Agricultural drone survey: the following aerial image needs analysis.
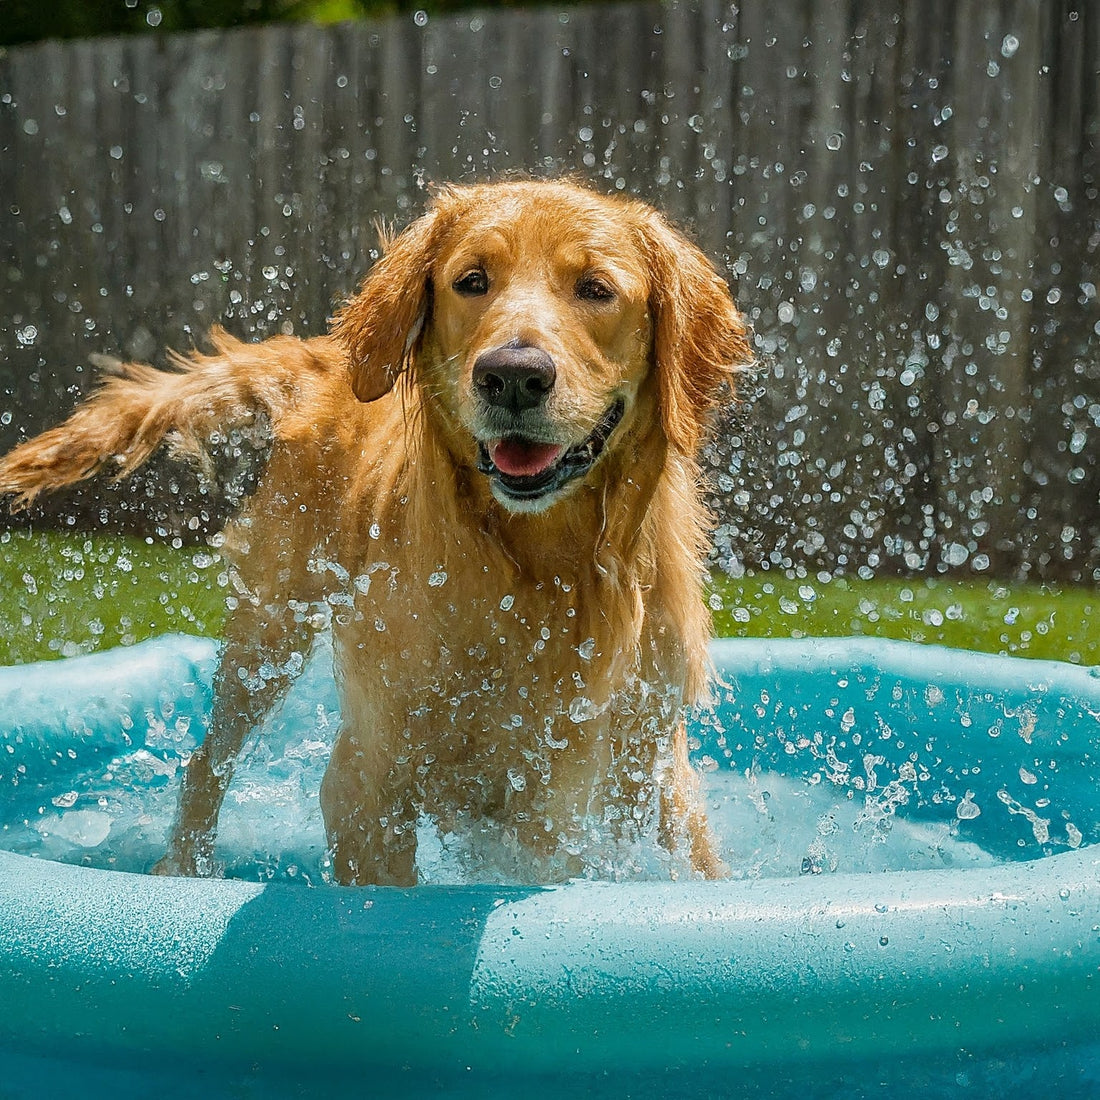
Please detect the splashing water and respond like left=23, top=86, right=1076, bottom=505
left=0, top=636, right=1034, bottom=886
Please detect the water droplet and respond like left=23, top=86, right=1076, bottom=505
left=943, top=542, right=969, bottom=567
left=1001, top=34, right=1019, bottom=58
left=569, top=696, right=602, bottom=724
left=825, top=132, right=844, bottom=151
left=507, top=767, right=527, bottom=792
left=924, top=684, right=945, bottom=707
left=428, top=570, right=447, bottom=588
left=499, top=594, right=515, bottom=611
left=413, top=8, right=428, bottom=26
left=956, top=792, right=981, bottom=820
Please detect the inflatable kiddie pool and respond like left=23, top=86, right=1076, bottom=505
left=0, top=634, right=1097, bottom=1098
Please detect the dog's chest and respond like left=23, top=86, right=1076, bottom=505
left=332, top=560, right=670, bottom=768
left=341, top=566, right=595, bottom=707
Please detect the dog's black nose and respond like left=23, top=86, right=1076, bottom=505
left=473, top=344, right=556, bottom=414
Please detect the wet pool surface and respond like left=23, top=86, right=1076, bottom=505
left=0, top=634, right=1098, bottom=1100
left=4, top=635, right=1095, bottom=883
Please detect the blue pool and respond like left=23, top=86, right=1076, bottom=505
left=0, top=635, right=1097, bottom=1098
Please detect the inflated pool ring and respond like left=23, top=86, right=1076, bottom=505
left=0, top=635, right=1097, bottom=1097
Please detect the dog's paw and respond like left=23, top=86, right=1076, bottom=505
left=150, top=843, right=219, bottom=878
left=150, top=851, right=197, bottom=877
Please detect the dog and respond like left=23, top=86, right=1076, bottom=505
left=0, top=179, right=752, bottom=885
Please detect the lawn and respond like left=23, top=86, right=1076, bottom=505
left=0, top=530, right=1095, bottom=667
left=0, top=530, right=226, bottom=665
left=708, top=571, right=1100, bottom=666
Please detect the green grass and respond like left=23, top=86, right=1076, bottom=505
left=0, top=530, right=227, bottom=665
left=0, top=530, right=1096, bottom=667
left=709, top=572, right=1100, bottom=666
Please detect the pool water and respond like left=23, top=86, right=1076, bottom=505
left=1, top=633, right=1097, bottom=1100
left=3, top=634, right=1083, bottom=882
left=0, top=748, right=1003, bottom=885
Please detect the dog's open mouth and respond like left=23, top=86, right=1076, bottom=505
left=476, top=399, right=626, bottom=503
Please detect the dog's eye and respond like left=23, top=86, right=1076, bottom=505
left=575, top=275, right=616, bottom=303
left=453, top=268, right=489, bottom=296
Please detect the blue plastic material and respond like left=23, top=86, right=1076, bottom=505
left=0, top=635, right=1098, bottom=1099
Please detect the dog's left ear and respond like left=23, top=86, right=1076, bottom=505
left=333, top=208, right=441, bottom=402
left=640, top=214, right=753, bottom=453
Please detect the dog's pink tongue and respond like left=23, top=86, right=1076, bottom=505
left=491, top=439, right=564, bottom=478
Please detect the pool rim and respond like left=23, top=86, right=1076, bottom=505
left=0, top=633, right=1097, bottom=1077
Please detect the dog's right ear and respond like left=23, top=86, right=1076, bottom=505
left=333, top=208, right=440, bottom=403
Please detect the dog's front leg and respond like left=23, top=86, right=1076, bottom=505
left=658, top=722, right=728, bottom=880
left=152, top=600, right=316, bottom=877
left=320, top=726, right=419, bottom=886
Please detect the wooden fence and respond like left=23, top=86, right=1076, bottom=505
left=1, top=0, right=1098, bottom=580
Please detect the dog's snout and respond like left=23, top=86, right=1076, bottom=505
left=473, top=344, right=556, bottom=413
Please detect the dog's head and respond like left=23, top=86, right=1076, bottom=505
left=335, top=180, right=751, bottom=512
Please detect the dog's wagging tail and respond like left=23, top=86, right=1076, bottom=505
left=0, top=179, right=752, bottom=885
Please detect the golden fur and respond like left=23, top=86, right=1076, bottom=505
left=0, top=180, right=751, bottom=885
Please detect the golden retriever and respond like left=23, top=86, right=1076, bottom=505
left=0, top=179, right=751, bottom=885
